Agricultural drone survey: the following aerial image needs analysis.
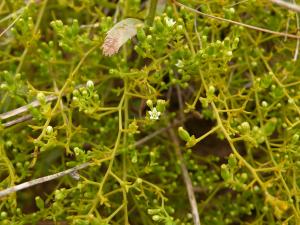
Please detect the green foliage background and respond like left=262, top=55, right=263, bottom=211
left=1, top=0, right=300, bottom=224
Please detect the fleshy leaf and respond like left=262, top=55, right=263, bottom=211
left=102, top=18, right=144, bottom=57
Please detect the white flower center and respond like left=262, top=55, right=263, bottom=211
left=165, top=17, right=176, bottom=27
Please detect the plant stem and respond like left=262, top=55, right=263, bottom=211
left=168, top=128, right=201, bottom=225
left=147, top=0, right=158, bottom=25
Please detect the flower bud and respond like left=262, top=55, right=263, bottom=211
left=292, top=134, right=299, bottom=144
left=228, top=154, right=237, bottom=167
left=148, top=208, right=161, bottom=215
left=146, top=99, right=153, bottom=108
left=55, top=189, right=65, bottom=200
left=81, top=89, right=88, bottom=97
left=136, top=25, right=146, bottom=41
left=146, top=35, right=153, bottom=42
left=0, top=83, right=8, bottom=90
left=208, top=85, right=215, bottom=96
left=233, top=37, right=239, bottom=48
left=200, top=97, right=209, bottom=108
left=0, top=211, right=7, bottom=219
left=261, top=101, right=268, bottom=107
left=240, top=121, right=250, bottom=133
left=221, top=164, right=231, bottom=181
left=178, top=127, right=191, bottom=142
left=86, top=80, right=94, bottom=90
left=176, top=25, right=183, bottom=32
left=154, top=16, right=164, bottom=32
left=37, top=92, right=46, bottom=104
left=74, top=147, right=82, bottom=156
left=152, top=215, right=161, bottom=221
left=72, top=89, right=79, bottom=96
left=136, top=178, right=143, bottom=184
left=226, top=51, right=233, bottom=56
left=134, top=45, right=146, bottom=57
left=35, top=196, right=44, bottom=210
left=46, top=126, right=53, bottom=135
left=156, top=99, right=166, bottom=112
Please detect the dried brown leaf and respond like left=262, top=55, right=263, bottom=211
left=102, top=18, right=143, bottom=57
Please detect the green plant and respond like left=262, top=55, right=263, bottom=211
left=1, top=0, right=300, bottom=224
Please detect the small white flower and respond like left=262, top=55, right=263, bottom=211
left=164, top=17, right=176, bottom=27
left=175, top=60, right=184, bottom=68
left=148, top=107, right=161, bottom=120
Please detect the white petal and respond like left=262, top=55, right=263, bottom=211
left=165, top=17, right=176, bottom=27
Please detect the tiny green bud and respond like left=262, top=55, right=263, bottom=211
left=131, top=152, right=138, bottom=163
left=136, top=178, right=143, bottom=184
left=74, top=147, right=81, bottom=156
left=37, top=92, right=46, bottom=103
left=228, top=154, right=237, bottom=167
left=72, top=96, right=79, bottom=103
left=152, top=215, right=161, bottom=221
left=146, top=35, right=153, bottom=42
left=221, top=164, right=231, bottom=181
left=178, top=127, right=191, bottom=142
left=16, top=208, right=21, bottom=215
left=55, top=189, right=65, bottom=200
left=208, top=85, right=215, bottom=96
left=240, top=121, right=250, bottom=133
left=0, top=83, right=8, bottom=90
left=109, top=69, right=115, bottom=74
left=240, top=173, right=248, bottom=181
left=46, top=126, right=53, bottom=134
left=137, top=25, right=146, bottom=41
left=288, top=98, right=294, bottom=104
left=251, top=61, right=257, bottom=67
left=35, top=196, right=44, bottom=210
left=0, top=211, right=7, bottom=219
left=292, top=134, right=299, bottom=143
left=5, top=141, right=12, bottom=147
left=156, top=99, right=166, bottom=112
left=229, top=7, right=235, bottom=13
left=226, top=51, right=233, bottom=56
left=200, top=97, right=209, bottom=108
left=176, top=25, right=183, bottom=32
left=93, top=93, right=99, bottom=100
left=154, top=16, right=164, bottom=31
left=261, top=101, right=268, bottom=107
left=81, top=89, right=88, bottom=97
left=15, top=73, right=21, bottom=79
left=148, top=208, right=161, bottom=215
left=72, top=89, right=79, bottom=96
left=146, top=99, right=153, bottom=108
left=233, top=37, right=239, bottom=48
left=86, top=80, right=94, bottom=89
